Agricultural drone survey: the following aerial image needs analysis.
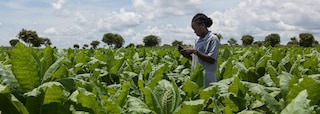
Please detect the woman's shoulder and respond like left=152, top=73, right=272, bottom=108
left=208, top=32, right=219, bottom=42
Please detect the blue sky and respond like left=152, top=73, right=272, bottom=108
left=1, top=0, right=320, bottom=48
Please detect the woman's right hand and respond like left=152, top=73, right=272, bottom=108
left=179, top=49, right=192, bottom=60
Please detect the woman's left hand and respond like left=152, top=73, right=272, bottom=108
left=182, top=48, right=196, bottom=54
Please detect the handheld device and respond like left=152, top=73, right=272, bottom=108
left=177, top=45, right=183, bottom=51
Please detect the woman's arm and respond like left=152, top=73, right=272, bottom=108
left=194, top=50, right=214, bottom=64
left=183, top=48, right=215, bottom=64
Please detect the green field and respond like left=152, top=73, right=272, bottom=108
left=1, top=43, right=320, bottom=114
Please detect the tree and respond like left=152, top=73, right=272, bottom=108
left=265, top=33, right=280, bottom=47
left=73, top=44, right=80, bottom=49
left=213, top=33, right=223, bottom=40
left=143, top=35, right=161, bottom=47
left=136, top=44, right=144, bottom=48
left=163, top=44, right=171, bottom=47
left=253, top=41, right=264, bottom=47
left=171, top=40, right=183, bottom=46
left=90, top=40, right=100, bottom=49
left=299, top=33, right=314, bottom=47
left=102, top=33, right=125, bottom=48
left=9, top=39, right=20, bottom=47
left=241, top=35, right=254, bottom=46
left=227, top=38, right=238, bottom=46
left=125, top=43, right=135, bottom=48
left=42, top=38, right=52, bottom=46
left=17, top=29, right=52, bottom=47
left=83, top=44, right=89, bottom=49
left=313, top=40, right=319, bottom=46
left=17, top=29, right=38, bottom=45
left=32, top=37, right=43, bottom=47
left=287, top=37, right=299, bottom=46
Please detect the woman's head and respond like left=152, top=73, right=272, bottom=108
left=191, top=13, right=213, bottom=37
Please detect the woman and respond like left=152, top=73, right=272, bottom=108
left=180, top=13, right=220, bottom=87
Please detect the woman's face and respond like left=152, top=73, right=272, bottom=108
left=191, top=22, right=205, bottom=37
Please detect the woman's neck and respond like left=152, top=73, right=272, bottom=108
left=200, top=30, right=209, bottom=38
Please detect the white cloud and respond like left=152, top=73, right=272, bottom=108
left=121, top=29, right=135, bottom=36
left=52, top=0, right=65, bottom=10
left=132, top=0, right=202, bottom=20
left=44, top=27, right=58, bottom=35
left=131, top=24, right=195, bottom=45
left=209, top=0, right=320, bottom=44
left=1, top=0, right=319, bottom=48
left=97, top=8, right=142, bottom=32
left=74, top=12, right=86, bottom=25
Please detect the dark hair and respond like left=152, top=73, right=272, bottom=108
left=192, top=13, right=213, bottom=27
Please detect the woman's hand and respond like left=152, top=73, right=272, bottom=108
left=179, top=48, right=195, bottom=60
left=182, top=48, right=196, bottom=54
left=181, top=48, right=215, bottom=64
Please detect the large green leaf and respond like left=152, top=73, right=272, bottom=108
left=220, top=48, right=232, bottom=61
left=144, top=61, right=152, bottom=78
left=75, top=50, right=88, bottom=64
left=152, top=80, right=177, bottom=114
left=182, top=80, right=199, bottom=99
left=289, top=56, right=302, bottom=77
left=69, top=87, right=104, bottom=113
left=266, top=62, right=279, bottom=86
left=176, top=99, right=204, bottom=114
left=55, top=78, right=75, bottom=92
left=229, top=77, right=245, bottom=96
left=308, top=74, right=320, bottom=82
left=41, top=57, right=64, bottom=83
left=238, top=110, right=264, bottom=114
left=223, top=106, right=233, bottom=114
left=286, top=76, right=320, bottom=105
left=24, top=82, right=70, bottom=114
left=0, top=84, right=29, bottom=114
left=109, top=57, right=125, bottom=75
left=171, top=80, right=182, bottom=112
left=223, top=95, right=239, bottom=112
left=219, top=59, right=234, bottom=79
left=103, top=100, right=122, bottom=114
left=0, top=63, right=20, bottom=91
left=10, top=43, right=39, bottom=92
left=278, top=53, right=291, bottom=72
left=279, top=72, right=294, bottom=100
left=227, top=77, right=246, bottom=112
left=94, top=49, right=107, bottom=63
left=244, top=82, right=282, bottom=113
left=303, top=56, right=319, bottom=74
left=126, top=96, right=156, bottom=114
left=256, top=55, right=270, bottom=76
left=147, top=64, right=166, bottom=89
left=142, top=87, right=162, bottom=114
left=281, top=90, right=314, bottom=114
left=40, top=46, right=55, bottom=81
left=190, top=64, right=204, bottom=88
left=271, top=48, right=282, bottom=63
left=234, top=61, right=260, bottom=82
left=199, top=86, right=217, bottom=100
left=114, top=81, right=130, bottom=107
left=73, top=50, right=88, bottom=74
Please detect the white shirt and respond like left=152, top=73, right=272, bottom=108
left=192, top=31, right=220, bottom=85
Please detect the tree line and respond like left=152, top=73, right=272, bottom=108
left=229, top=33, right=319, bottom=47
left=9, top=29, right=319, bottom=48
left=9, top=29, right=52, bottom=47
left=9, top=29, right=163, bottom=49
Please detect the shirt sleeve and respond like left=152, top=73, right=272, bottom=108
left=206, top=37, right=219, bottom=60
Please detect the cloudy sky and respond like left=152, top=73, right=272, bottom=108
left=1, top=0, right=319, bottom=48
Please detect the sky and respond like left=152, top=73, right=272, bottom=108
left=0, top=0, right=320, bottom=48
